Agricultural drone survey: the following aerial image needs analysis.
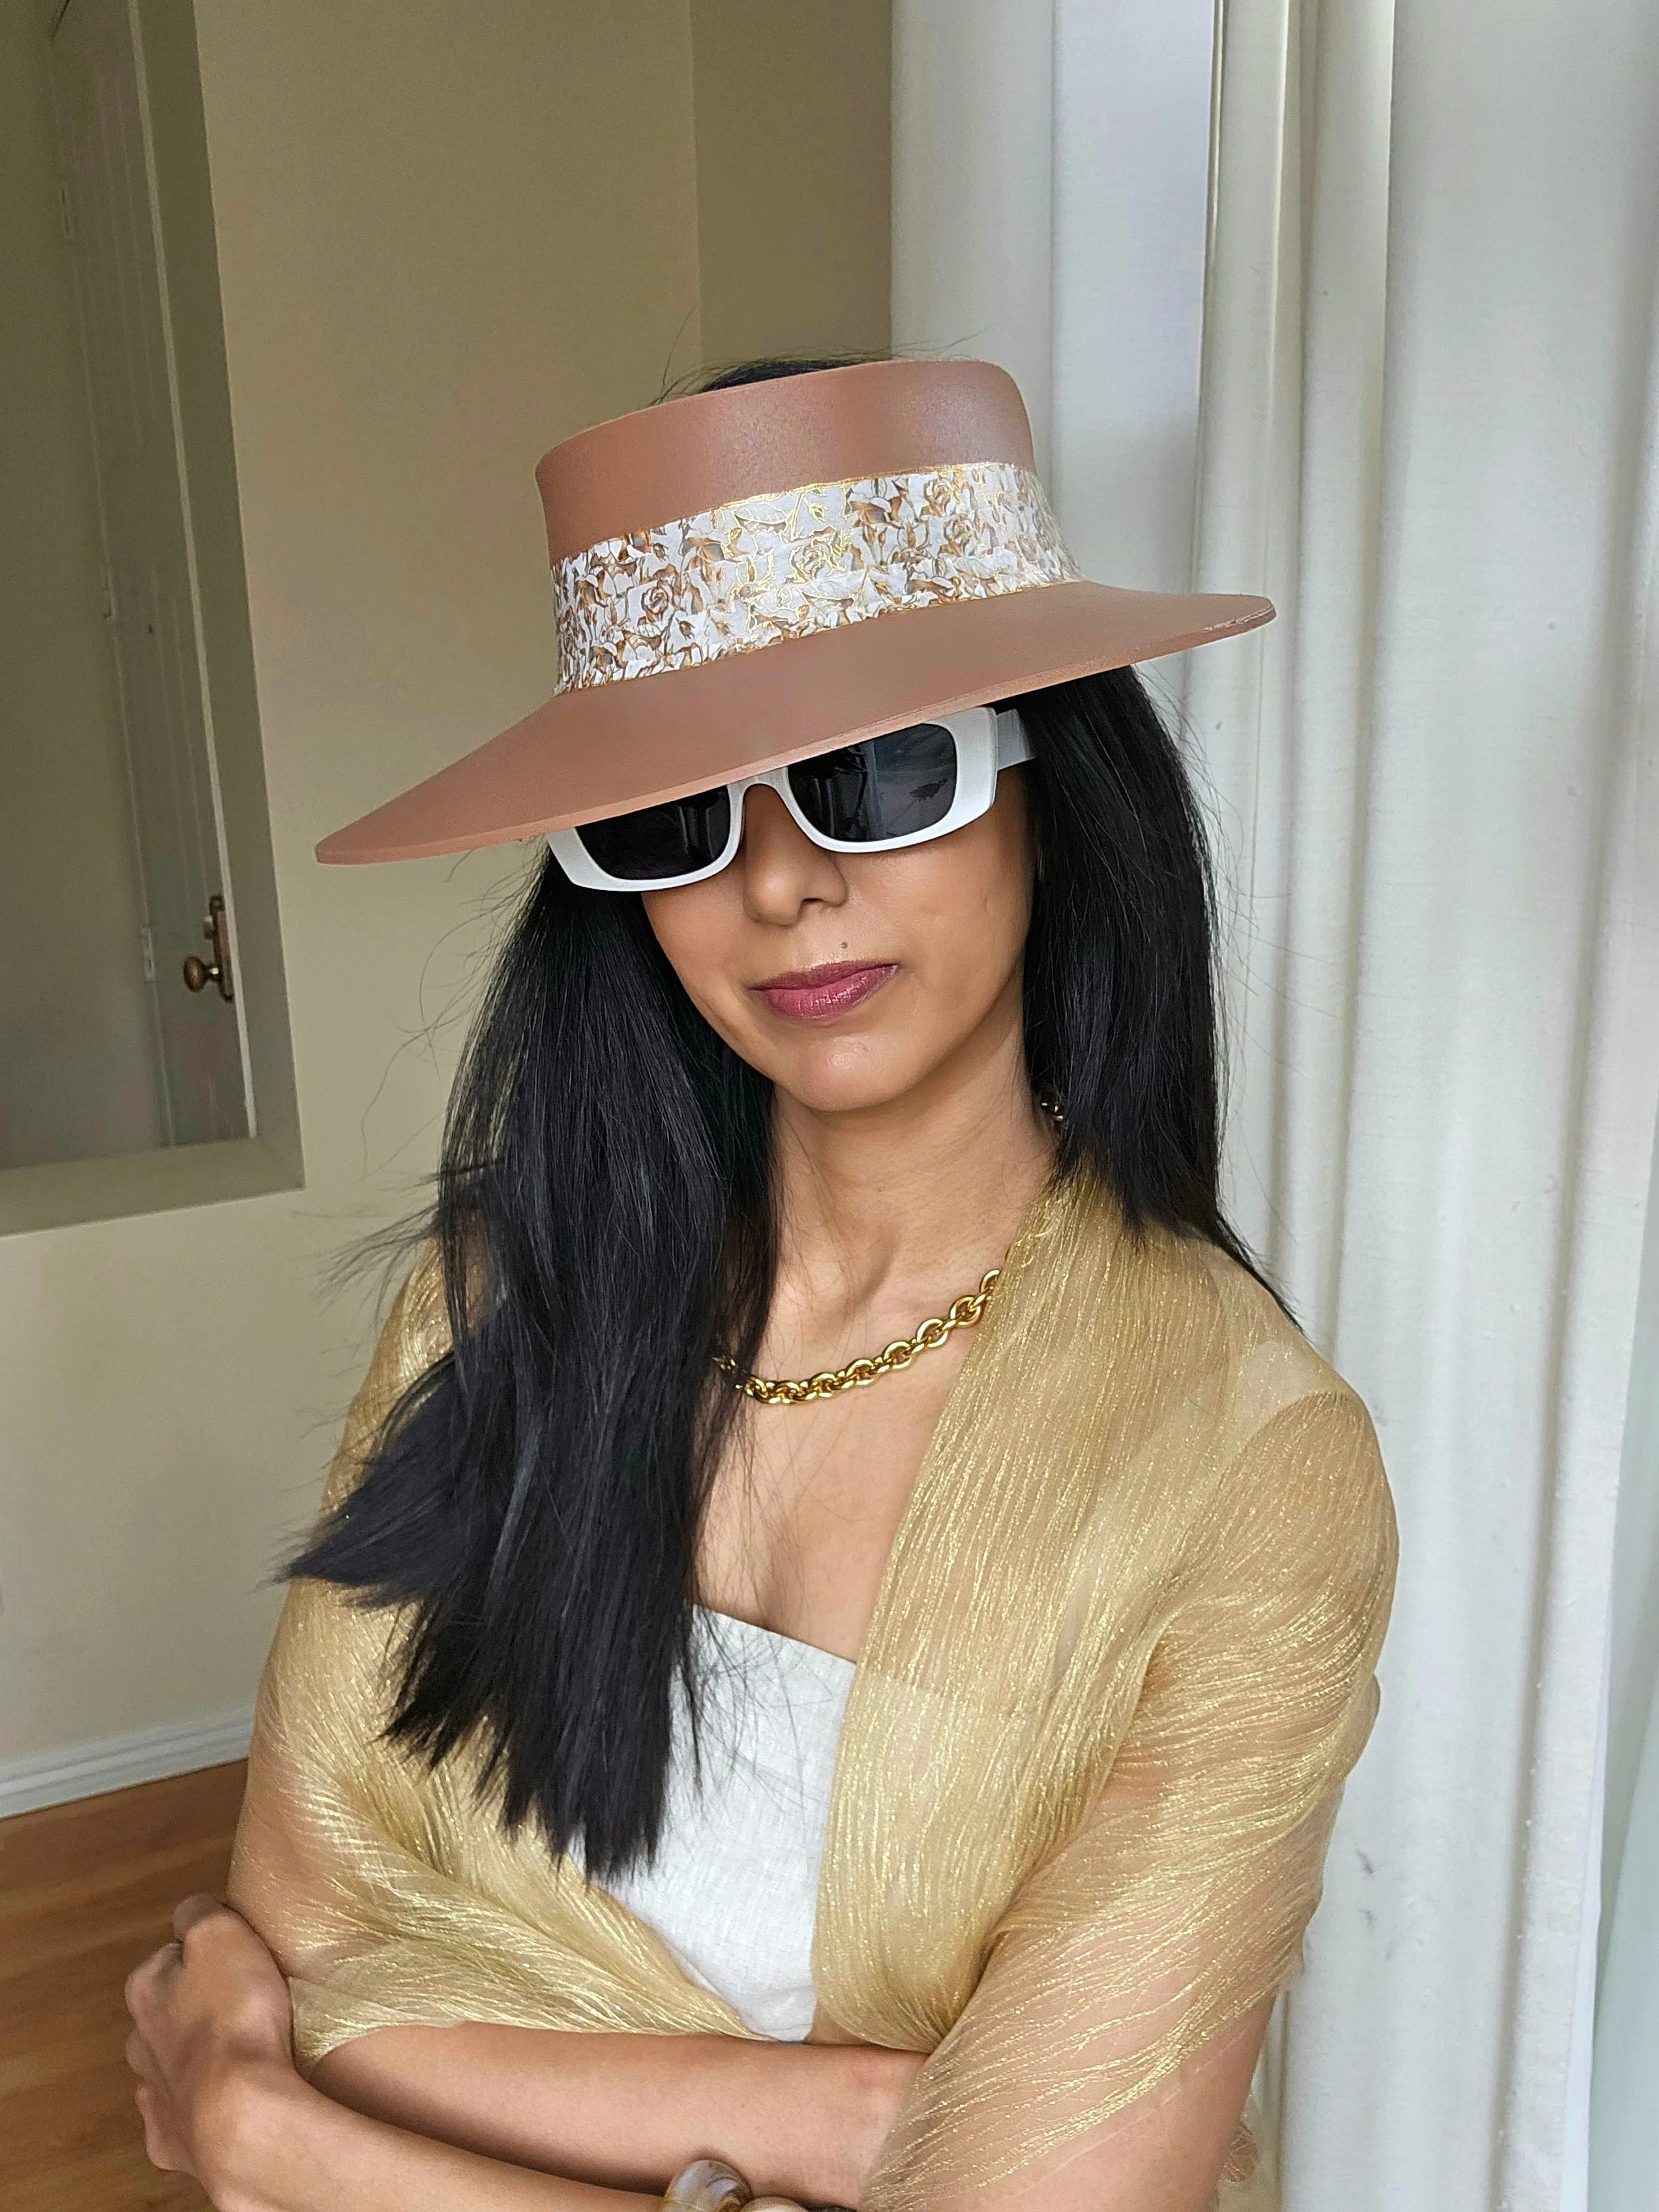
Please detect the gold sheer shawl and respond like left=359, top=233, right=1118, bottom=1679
left=235, top=1173, right=1396, bottom=2211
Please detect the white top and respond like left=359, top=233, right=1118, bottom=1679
left=596, top=1608, right=856, bottom=2040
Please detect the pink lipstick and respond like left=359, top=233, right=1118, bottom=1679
left=751, top=961, right=897, bottom=1023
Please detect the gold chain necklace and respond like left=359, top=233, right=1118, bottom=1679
left=714, top=1268, right=1002, bottom=1407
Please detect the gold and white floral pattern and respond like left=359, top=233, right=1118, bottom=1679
left=551, top=461, right=1082, bottom=691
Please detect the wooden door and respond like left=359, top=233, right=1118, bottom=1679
left=50, top=0, right=249, bottom=1148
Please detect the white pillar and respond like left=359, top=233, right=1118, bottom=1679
left=891, top=0, right=1056, bottom=473
left=891, top=0, right=1214, bottom=591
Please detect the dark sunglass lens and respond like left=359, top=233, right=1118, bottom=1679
left=787, top=723, right=958, bottom=843
left=576, top=786, right=733, bottom=881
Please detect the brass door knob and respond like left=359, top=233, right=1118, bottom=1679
left=181, top=893, right=235, bottom=1003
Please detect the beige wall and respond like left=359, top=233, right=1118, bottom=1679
left=0, top=5, right=165, bottom=1171
left=0, top=0, right=888, bottom=1767
left=690, top=0, right=891, bottom=367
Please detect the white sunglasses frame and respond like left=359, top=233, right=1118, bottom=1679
left=547, top=704, right=1032, bottom=893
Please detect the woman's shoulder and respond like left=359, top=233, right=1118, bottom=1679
left=357, top=1239, right=455, bottom=1420
left=318, top=1242, right=455, bottom=1514
left=385, top=1240, right=455, bottom=1374
left=1095, top=1205, right=1391, bottom=1548
left=1169, top=1233, right=1394, bottom=1587
left=1037, top=1174, right=1387, bottom=1508
left=1098, top=1193, right=1364, bottom=1416
left=1012, top=1177, right=1396, bottom=1655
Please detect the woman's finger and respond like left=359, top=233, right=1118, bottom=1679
left=124, top=1941, right=181, bottom=2024
left=134, top=2082, right=188, bottom=2174
left=172, top=1892, right=226, bottom=1943
left=125, top=2026, right=171, bottom=2097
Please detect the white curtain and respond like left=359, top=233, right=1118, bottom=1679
left=893, top=3, right=1659, bottom=2207
left=1592, top=1107, right=1659, bottom=2212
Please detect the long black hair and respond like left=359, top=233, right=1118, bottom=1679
left=291, top=362, right=1271, bottom=1877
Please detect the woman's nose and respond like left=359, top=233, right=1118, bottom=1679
left=738, top=785, right=849, bottom=923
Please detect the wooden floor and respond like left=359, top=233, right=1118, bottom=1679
left=0, top=1762, right=246, bottom=2212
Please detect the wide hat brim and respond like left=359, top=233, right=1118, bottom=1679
left=318, top=578, right=1270, bottom=865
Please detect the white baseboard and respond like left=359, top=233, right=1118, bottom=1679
left=0, top=1705, right=254, bottom=1819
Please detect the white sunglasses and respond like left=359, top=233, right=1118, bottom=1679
left=547, top=705, right=1031, bottom=892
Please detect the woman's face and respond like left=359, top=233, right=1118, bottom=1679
left=642, top=771, right=1035, bottom=1115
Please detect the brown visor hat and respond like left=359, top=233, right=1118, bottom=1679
left=317, top=359, right=1273, bottom=865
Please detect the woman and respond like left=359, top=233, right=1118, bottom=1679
left=125, top=358, right=1396, bottom=2212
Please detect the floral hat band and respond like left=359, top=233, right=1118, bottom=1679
left=552, top=462, right=1083, bottom=693
left=317, top=359, right=1274, bottom=865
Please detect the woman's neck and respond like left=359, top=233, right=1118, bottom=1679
left=768, top=991, right=1056, bottom=1328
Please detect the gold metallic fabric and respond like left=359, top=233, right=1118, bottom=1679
left=237, top=1173, right=1395, bottom=2211
left=552, top=462, right=1082, bottom=691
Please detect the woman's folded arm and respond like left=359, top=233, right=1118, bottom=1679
left=231, top=1728, right=917, bottom=2205
left=202, top=2057, right=666, bottom=2212
left=310, top=2024, right=916, bottom=2205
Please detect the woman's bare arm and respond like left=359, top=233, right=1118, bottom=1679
left=202, top=2065, right=665, bottom=2212
left=231, top=1746, right=916, bottom=2206
left=323, top=2003, right=1268, bottom=2212
left=131, top=1891, right=1270, bottom=2212
left=252, top=2001, right=1264, bottom=2212
left=229, top=1675, right=1264, bottom=2212
left=312, top=2027, right=911, bottom=2206
left=125, top=1896, right=659, bottom=2212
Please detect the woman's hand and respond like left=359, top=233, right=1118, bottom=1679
left=125, top=1892, right=299, bottom=2198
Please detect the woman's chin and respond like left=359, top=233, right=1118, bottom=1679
left=758, top=1036, right=943, bottom=1120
